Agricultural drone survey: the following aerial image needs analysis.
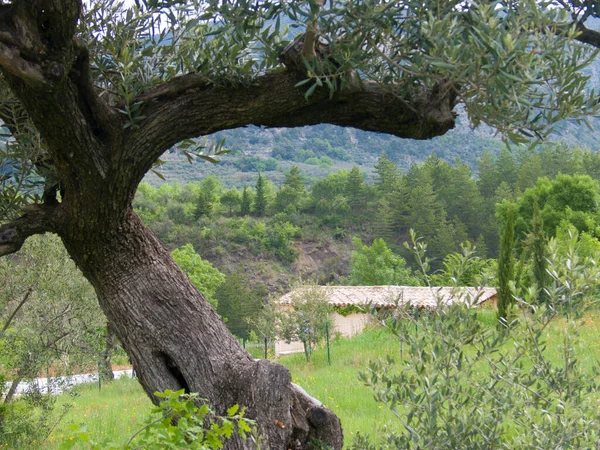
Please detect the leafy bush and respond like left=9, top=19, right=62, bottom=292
left=171, top=244, right=225, bottom=307
left=353, top=231, right=600, bottom=449
left=61, top=389, right=257, bottom=450
left=349, top=238, right=419, bottom=286
left=277, top=284, right=333, bottom=362
left=0, top=387, right=70, bottom=449
left=264, top=221, right=301, bottom=264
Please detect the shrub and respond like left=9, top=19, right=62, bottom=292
left=61, top=389, right=257, bottom=450
left=353, top=231, right=600, bottom=449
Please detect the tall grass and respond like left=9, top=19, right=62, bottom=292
left=38, top=309, right=600, bottom=449
left=44, top=377, right=151, bottom=449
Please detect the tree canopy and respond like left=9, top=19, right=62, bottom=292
left=0, top=0, right=599, bottom=221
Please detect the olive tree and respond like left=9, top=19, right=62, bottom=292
left=0, top=1, right=598, bottom=448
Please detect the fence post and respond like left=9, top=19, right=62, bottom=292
left=264, top=337, right=268, bottom=359
left=326, top=317, right=331, bottom=366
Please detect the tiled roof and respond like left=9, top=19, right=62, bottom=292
left=278, top=286, right=497, bottom=309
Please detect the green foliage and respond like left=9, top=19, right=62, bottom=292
left=240, top=185, right=252, bottom=216
left=349, top=238, right=419, bottom=286
left=429, top=241, right=495, bottom=287
left=170, top=244, right=225, bottom=308
left=60, top=389, right=257, bottom=450
left=356, top=303, right=600, bottom=449
left=274, top=166, right=306, bottom=212
left=373, top=152, right=399, bottom=198
left=220, top=188, right=242, bottom=215
left=333, top=304, right=364, bottom=317
left=355, top=233, right=600, bottom=448
left=497, top=202, right=516, bottom=323
left=264, top=221, right=301, bottom=264
left=345, top=166, right=365, bottom=211
left=215, top=272, right=268, bottom=339
left=254, top=174, right=268, bottom=217
left=0, top=389, right=70, bottom=449
left=278, top=284, right=333, bottom=362
left=194, top=191, right=214, bottom=219
left=0, top=234, right=105, bottom=381
left=528, top=199, right=549, bottom=304
left=0, top=234, right=105, bottom=448
left=135, top=144, right=600, bottom=301
left=515, top=174, right=600, bottom=241
left=544, top=226, right=600, bottom=311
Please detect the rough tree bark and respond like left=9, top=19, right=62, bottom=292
left=0, top=1, right=457, bottom=448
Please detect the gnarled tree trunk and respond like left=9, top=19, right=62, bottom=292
left=60, top=208, right=341, bottom=449
left=0, top=1, right=457, bottom=448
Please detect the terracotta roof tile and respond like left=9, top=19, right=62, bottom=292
left=278, top=286, right=497, bottom=309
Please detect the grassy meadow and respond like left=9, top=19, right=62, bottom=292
left=34, top=309, right=600, bottom=449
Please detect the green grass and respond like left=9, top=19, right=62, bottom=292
left=278, top=327, right=400, bottom=443
left=44, top=377, right=152, bottom=449
left=35, top=309, right=600, bottom=448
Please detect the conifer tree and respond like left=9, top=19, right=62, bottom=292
left=275, top=166, right=306, bottom=211
left=497, top=202, right=516, bottom=325
left=477, top=150, right=500, bottom=199
left=529, top=199, right=549, bottom=304
left=373, top=198, right=396, bottom=243
left=240, top=185, right=252, bottom=216
left=194, top=191, right=213, bottom=219
left=345, top=166, right=364, bottom=210
left=284, top=165, right=305, bottom=193
left=254, top=174, right=268, bottom=216
left=374, top=152, right=398, bottom=197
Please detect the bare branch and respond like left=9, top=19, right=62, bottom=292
left=1, top=284, right=35, bottom=334
left=0, top=204, right=56, bottom=257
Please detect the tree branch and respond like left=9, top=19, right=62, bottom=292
left=0, top=40, right=45, bottom=84
left=574, top=22, right=600, bottom=48
left=0, top=204, right=56, bottom=256
left=126, top=71, right=456, bottom=181
left=1, top=284, right=35, bottom=334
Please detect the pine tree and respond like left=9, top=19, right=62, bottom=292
left=497, top=202, right=516, bottom=325
left=275, top=166, right=306, bottom=212
left=345, top=166, right=364, bottom=210
left=374, top=152, right=398, bottom=197
left=240, top=185, right=252, bottom=216
left=373, top=198, right=396, bottom=243
left=495, top=148, right=518, bottom=189
left=284, top=165, right=305, bottom=193
left=194, top=191, right=213, bottom=219
left=254, top=174, right=267, bottom=216
left=477, top=150, right=499, bottom=199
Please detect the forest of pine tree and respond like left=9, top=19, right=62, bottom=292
left=135, top=144, right=600, bottom=293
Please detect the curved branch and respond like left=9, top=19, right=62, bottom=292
left=574, top=22, right=600, bottom=48
left=126, top=71, right=456, bottom=179
left=0, top=204, right=56, bottom=256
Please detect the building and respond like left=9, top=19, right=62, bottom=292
left=274, top=285, right=497, bottom=356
